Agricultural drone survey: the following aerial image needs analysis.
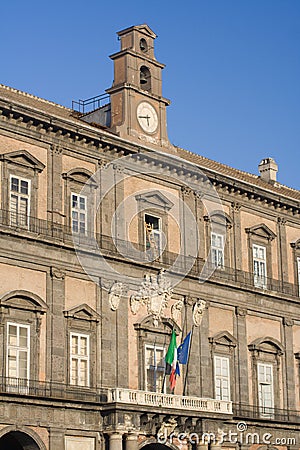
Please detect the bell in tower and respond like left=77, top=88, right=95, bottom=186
left=106, top=24, right=171, bottom=149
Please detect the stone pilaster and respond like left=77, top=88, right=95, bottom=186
left=181, top=186, right=198, bottom=259
left=235, top=306, right=249, bottom=405
left=283, top=317, right=296, bottom=410
left=49, top=427, right=64, bottom=449
left=48, top=144, right=63, bottom=224
left=199, top=301, right=212, bottom=398
left=231, top=202, right=242, bottom=270
left=277, top=217, right=288, bottom=283
left=49, top=267, right=66, bottom=382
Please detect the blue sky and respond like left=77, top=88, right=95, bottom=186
left=1, top=1, right=299, bottom=189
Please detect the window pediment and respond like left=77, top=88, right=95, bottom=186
left=64, top=303, right=100, bottom=322
left=245, top=223, right=276, bottom=241
left=134, top=315, right=181, bottom=334
left=0, top=290, right=47, bottom=313
left=209, top=331, right=237, bottom=348
left=0, top=150, right=45, bottom=173
left=248, top=337, right=284, bottom=355
left=62, top=168, right=97, bottom=187
left=135, top=190, right=174, bottom=211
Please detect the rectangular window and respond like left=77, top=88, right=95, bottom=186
left=297, top=257, right=300, bottom=297
left=70, top=333, right=89, bottom=386
left=258, top=363, right=274, bottom=417
left=9, top=176, right=30, bottom=227
left=71, top=193, right=87, bottom=234
left=253, top=244, right=267, bottom=288
left=214, top=355, right=230, bottom=401
left=145, top=214, right=162, bottom=255
left=7, top=322, right=30, bottom=382
left=145, top=345, right=165, bottom=393
left=211, top=233, right=224, bottom=268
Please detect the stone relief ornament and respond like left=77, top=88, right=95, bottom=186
left=108, top=282, right=124, bottom=311
left=192, top=299, right=206, bottom=327
left=130, top=269, right=173, bottom=327
left=171, top=298, right=184, bottom=324
left=157, top=418, right=177, bottom=439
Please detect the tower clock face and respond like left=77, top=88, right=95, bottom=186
left=137, top=102, right=158, bottom=133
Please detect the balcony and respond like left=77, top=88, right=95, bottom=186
left=108, top=388, right=232, bottom=414
left=0, top=209, right=299, bottom=298
left=0, top=378, right=231, bottom=415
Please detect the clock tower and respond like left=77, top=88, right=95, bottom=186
left=106, top=24, right=171, bottom=148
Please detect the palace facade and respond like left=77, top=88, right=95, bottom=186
left=0, top=24, right=300, bottom=450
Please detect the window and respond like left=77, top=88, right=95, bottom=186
left=253, top=244, right=267, bottom=288
left=145, top=344, right=165, bottom=393
left=70, top=333, right=89, bottom=386
left=145, top=214, right=162, bottom=256
left=71, top=193, right=87, bottom=234
left=211, top=233, right=224, bottom=268
left=7, top=323, right=30, bottom=382
left=214, top=355, right=230, bottom=401
left=258, top=363, right=274, bottom=417
left=9, top=176, right=30, bottom=227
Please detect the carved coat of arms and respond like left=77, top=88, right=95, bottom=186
left=130, top=269, right=173, bottom=327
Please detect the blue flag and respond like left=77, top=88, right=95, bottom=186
left=177, top=332, right=191, bottom=364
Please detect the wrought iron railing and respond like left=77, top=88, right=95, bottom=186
left=72, top=93, right=110, bottom=114
left=0, top=377, right=108, bottom=403
left=0, top=209, right=298, bottom=298
left=233, top=403, right=300, bottom=423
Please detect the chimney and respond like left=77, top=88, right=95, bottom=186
left=258, top=157, right=278, bottom=183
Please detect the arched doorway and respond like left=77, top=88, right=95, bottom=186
left=0, top=431, right=40, bottom=450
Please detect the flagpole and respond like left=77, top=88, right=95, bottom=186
left=161, top=334, right=167, bottom=393
left=183, top=325, right=194, bottom=396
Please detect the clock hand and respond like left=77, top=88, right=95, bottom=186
left=138, top=115, right=151, bottom=126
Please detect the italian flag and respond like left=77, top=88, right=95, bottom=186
left=165, top=330, right=180, bottom=391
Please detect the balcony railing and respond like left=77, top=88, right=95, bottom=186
left=105, top=388, right=232, bottom=414
left=0, top=209, right=299, bottom=298
left=233, top=403, right=300, bottom=423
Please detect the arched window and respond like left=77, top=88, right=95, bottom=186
left=140, top=66, right=151, bottom=92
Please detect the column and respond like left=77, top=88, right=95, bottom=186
left=109, top=433, right=123, bottom=450
left=125, top=434, right=138, bottom=450
left=197, top=442, right=209, bottom=450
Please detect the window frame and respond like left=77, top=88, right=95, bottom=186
left=70, top=332, right=90, bottom=387
left=214, top=355, right=231, bottom=401
left=6, top=322, right=30, bottom=386
left=71, top=192, right=87, bottom=235
left=144, top=343, right=166, bottom=393
left=211, top=232, right=225, bottom=269
left=257, top=362, right=274, bottom=417
left=144, top=213, right=163, bottom=256
left=253, top=243, right=267, bottom=288
left=9, top=175, right=31, bottom=228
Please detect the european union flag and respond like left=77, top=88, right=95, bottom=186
left=177, top=332, right=191, bottom=364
